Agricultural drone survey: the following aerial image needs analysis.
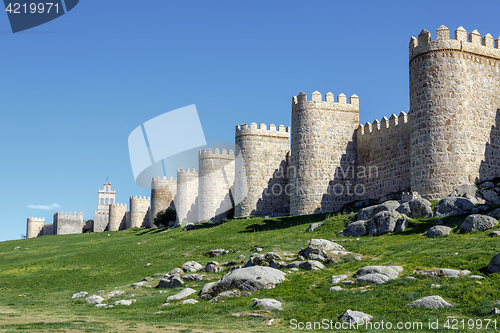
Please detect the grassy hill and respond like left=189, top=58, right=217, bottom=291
left=1, top=212, right=500, bottom=332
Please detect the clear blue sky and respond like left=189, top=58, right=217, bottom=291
left=1, top=0, right=499, bottom=242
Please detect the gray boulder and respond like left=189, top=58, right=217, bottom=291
left=299, top=260, right=324, bottom=271
left=179, top=299, right=198, bottom=305
left=460, top=214, right=498, bottom=232
left=208, top=290, right=250, bottom=303
left=440, top=268, right=471, bottom=278
left=488, top=209, right=500, bottom=219
left=491, top=308, right=500, bottom=315
left=182, top=274, right=204, bottom=282
left=427, top=226, right=451, bottom=238
left=208, top=249, right=228, bottom=257
left=182, top=261, right=203, bottom=272
left=166, top=288, right=197, bottom=302
left=157, top=275, right=184, bottom=288
left=406, top=198, right=433, bottom=219
left=434, top=197, right=475, bottom=217
left=306, top=222, right=323, bottom=232
left=450, top=184, right=480, bottom=198
left=115, top=300, right=132, bottom=306
left=254, top=298, right=282, bottom=310
left=353, top=201, right=400, bottom=221
left=330, top=286, right=343, bottom=291
left=367, top=211, right=409, bottom=236
left=342, top=221, right=368, bottom=237
left=487, top=253, right=500, bottom=273
left=299, top=239, right=345, bottom=262
left=85, top=295, right=105, bottom=305
left=407, top=295, right=452, bottom=309
left=199, top=282, right=217, bottom=299
left=480, top=189, right=500, bottom=205
left=489, top=231, right=500, bottom=237
left=168, top=268, right=183, bottom=275
left=208, top=266, right=285, bottom=296
left=331, top=275, right=348, bottom=284
left=183, top=223, right=198, bottom=231
left=354, top=266, right=403, bottom=285
left=338, top=309, right=372, bottom=324
left=204, top=262, right=223, bottom=273
left=72, top=291, right=88, bottom=299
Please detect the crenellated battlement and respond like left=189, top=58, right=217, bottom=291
left=27, top=217, right=45, bottom=222
left=357, top=111, right=408, bottom=136
left=235, top=122, right=290, bottom=138
left=292, top=91, right=359, bottom=113
left=55, top=211, right=83, bottom=217
left=130, top=196, right=150, bottom=201
left=151, top=176, right=176, bottom=190
left=198, top=148, right=235, bottom=160
left=410, top=25, right=500, bottom=61
left=178, top=168, right=198, bottom=175
left=110, top=203, right=128, bottom=208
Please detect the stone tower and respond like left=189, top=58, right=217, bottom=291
left=234, top=123, right=290, bottom=217
left=176, top=168, right=199, bottom=225
left=198, top=148, right=235, bottom=222
left=150, top=176, right=176, bottom=226
left=109, top=203, right=127, bottom=231
left=26, top=217, right=45, bottom=238
left=409, top=26, right=500, bottom=198
left=53, top=211, right=84, bottom=235
left=93, top=182, right=116, bottom=232
left=290, top=91, right=360, bottom=215
left=128, top=196, right=150, bottom=228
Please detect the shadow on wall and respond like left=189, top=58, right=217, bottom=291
left=210, top=189, right=234, bottom=222
left=479, top=109, right=500, bottom=183
left=186, top=197, right=198, bottom=223
left=318, top=139, right=358, bottom=214
left=254, top=157, right=290, bottom=217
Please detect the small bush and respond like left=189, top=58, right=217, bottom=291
left=153, top=208, right=177, bottom=228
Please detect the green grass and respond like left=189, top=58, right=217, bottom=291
left=1, top=212, right=500, bottom=332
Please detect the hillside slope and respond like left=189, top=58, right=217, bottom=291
left=1, top=212, right=500, bottom=332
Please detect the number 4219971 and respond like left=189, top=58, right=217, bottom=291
left=6, top=3, right=59, bottom=14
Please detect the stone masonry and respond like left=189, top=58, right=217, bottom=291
left=235, top=123, right=290, bottom=217
left=150, top=176, right=176, bottom=226
left=26, top=217, right=45, bottom=239
left=53, top=211, right=84, bottom=235
left=27, top=25, right=500, bottom=236
left=198, top=149, right=235, bottom=222
left=176, top=168, right=199, bottom=225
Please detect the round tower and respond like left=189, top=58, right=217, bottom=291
left=234, top=123, right=290, bottom=218
left=290, top=91, right=360, bottom=215
left=198, top=148, right=235, bottom=222
left=109, top=203, right=128, bottom=231
left=150, top=176, right=177, bottom=226
left=129, top=196, right=150, bottom=228
left=176, top=168, right=199, bottom=225
left=26, top=217, right=45, bottom=238
left=409, top=26, right=500, bottom=198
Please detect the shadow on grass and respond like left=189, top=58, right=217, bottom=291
left=398, top=215, right=468, bottom=236
left=240, top=213, right=330, bottom=233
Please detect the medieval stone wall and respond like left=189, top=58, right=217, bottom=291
left=109, top=203, right=127, bottom=231
left=234, top=123, right=290, bottom=217
left=53, top=211, right=84, bottom=235
left=176, top=168, right=199, bottom=225
left=26, top=217, right=45, bottom=238
left=129, top=196, right=150, bottom=228
left=198, top=149, right=235, bottom=222
left=409, top=25, right=500, bottom=199
left=290, top=91, right=359, bottom=215
left=356, top=112, right=411, bottom=201
left=150, top=176, right=176, bottom=226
